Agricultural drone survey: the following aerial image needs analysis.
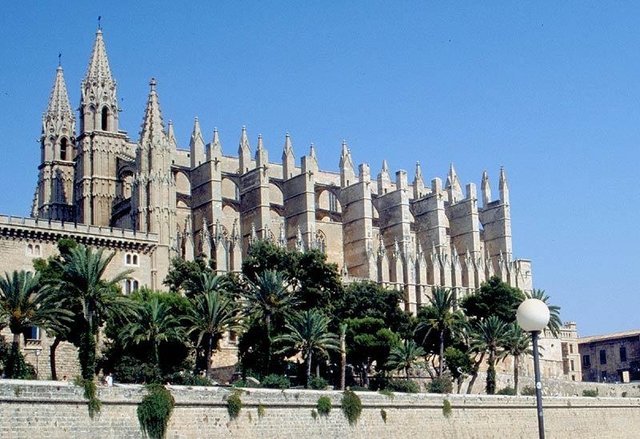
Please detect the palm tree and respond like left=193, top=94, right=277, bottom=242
left=339, top=322, right=347, bottom=390
left=525, top=289, right=562, bottom=337
left=273, top=309, right=339, bottom=387
left=187, top=273, right=241, bottom=377
left=415, top=287, right=463, bottom=377
left=386, top=339, right=427, bottom=378
left=0, top=270, right=72, bottom=378
left=499, top=322, right=532, bottom=394
left=469, top=316, right=509, bottom=394
left=123, top=296, right=184, bottom=368
left=57, top=245, right=132, bottom=379
left=242, top=270, right=299, bottom=373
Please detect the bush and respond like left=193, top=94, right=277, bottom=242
left=341, top=390, right=363, bottom=425
left=497, top=386, right=516, bottom=395
left=166, top=372, right=212, bottom=386
left=73, top=376, right=101, bottom=419
left=368, top=374, right=390, bottom=391
left=442, top=399, right=452, bottom=418
left=232, top=379, right=261, bottom=388
left=380, top=408, right=388, bottom=423
left=137, top=384, right=175, bottom=439
left=427, top=377, right=453, bottom=394
left=349, top=385, right=370, bottom=392
left=2, top=343, right=36, bottom=379
left=113, top=356, right=162, bottom=384
left=309, top=376, right=328, bottom=390
left=521, top=385, right=536, bottom=396
left=385, top=379, right=420, bottom=393
left=316, top=396, right=332, bottom=416
left=261, top=374, right=290, bottom=389
left=582, top=389, right=598, bottom=397
left=227, top=391, right=243, bottom=419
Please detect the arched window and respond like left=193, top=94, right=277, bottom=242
left=101, top=107, right=109, bottom=131
left=132, top=254, right=138, bottom=265
left=60, top=138, right=67, bottom=161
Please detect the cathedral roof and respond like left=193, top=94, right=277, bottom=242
left=45, top=66, right=73, bottom=120
left=85, top=29, right=113, bottom=82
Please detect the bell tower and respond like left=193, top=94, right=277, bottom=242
left=32, top=63, right=76, bottom=221
left=74, top=28, right=128, bottom=225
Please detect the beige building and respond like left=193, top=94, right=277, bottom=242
left=2, top=28, right=549, bottom=379
left=579, top=330, right=640, bottom=383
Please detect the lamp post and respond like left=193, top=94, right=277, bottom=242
left=516, top=298, right=550, bottom=439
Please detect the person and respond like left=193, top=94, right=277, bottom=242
left=105, top=373, right=113, bottom=387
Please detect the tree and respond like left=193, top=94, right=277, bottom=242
left=339, top=322, right=347, bottom=390
left=444, top=346, right=474, bottom=393
left=122, top=297, right=184, bottom=369
left=499, top=323, right=532, bottom=394
left=0, top=270, right=71, bottom=378
left=386, top=339, right=426, bottom=378
left=468, top=316, right=509, bottom=395
left=241, top=270, right=299, bottom=374
left=461, top=276, right=525, bottom=324
left=57, top=245, right=133, bottom=379
left=163, top=257, right=212, bottom=294
left=186, top=273, right=241, bottom=377
left=415, top=287, right=464, bottom=377
left=273, top=309, right=340, bottom=387
left=525, top=289, right=562, bottom=337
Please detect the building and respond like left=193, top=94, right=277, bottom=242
left=579, top=330, right=640, bottom=383
left=2, top=28, right=536, bottom=378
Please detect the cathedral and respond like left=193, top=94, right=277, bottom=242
left=20, top=28, right=533, bottom=313
left=0, top=27, right=548, bottom=380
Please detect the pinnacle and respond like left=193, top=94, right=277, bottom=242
left=45, top=65, right=73, bottom=120
left=85, top=28, right=113, bottom=82
left=139, top=78, right=165, bottom=145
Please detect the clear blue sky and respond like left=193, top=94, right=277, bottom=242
left=0, top=2, right=638, bottom=337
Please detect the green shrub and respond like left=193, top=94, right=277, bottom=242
left=378, top=389, right=395, bottom=399
left=311, top=409, right=318, bottom=420
left=113, top=356, right=162, bottom=384
left=380, top=408, right=388, bottom=423
left=497, top=386, right=516, bottom=395
left=369, top=374, right=390, bottom=391
left=232, top=379, right=261, bottom=388
left=385, top=379, right=419, bottom=393
left=2, top=343, right=36, bottom=379
left=622, top=391, right=628, bottom=398
left=261, top=374, right=290, bottom=389
left=582, top=389, right=598, bottom=397
left=521, top=385, right=536, bottom=396
left=341, top=390, right=363, bottom=425
left=257, top=404, right=266, bottom=418
left=166, top=372, right=212, bottom=386
left=428, top=377, right=453, bottom=394
left=137, top=384, right=175, bottom=439
left=349, top=385, right=370, bottom=392
left=227, top=391, right=243, bottom=419
left=442, top=399, right=452, bottom=418
left=309, top=376, right=328, bottom=390
left=317, top=396, right=332, bottom=416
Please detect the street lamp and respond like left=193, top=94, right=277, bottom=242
left=516, top=298, right=550, bottom=439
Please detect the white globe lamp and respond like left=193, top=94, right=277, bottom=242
left=516, top=299, right=550, bottom=332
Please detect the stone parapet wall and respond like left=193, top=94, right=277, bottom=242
left=1, top=381, right=639, bottom=438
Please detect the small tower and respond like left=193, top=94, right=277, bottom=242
left=413, top=161, right=426, bottom=199
left=339, top=140, right=355, bottom=187
left=33, top=63, right=76, bottom=221
left=282, top=132, right=295, bottom=179
left=238, top=126, right=252, bottom=173
left=481, top=170, right=491, bottom=207
left=499, top=166, right=510, bottom=204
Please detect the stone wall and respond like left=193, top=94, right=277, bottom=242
left=1, top=380, right=639, bottom=438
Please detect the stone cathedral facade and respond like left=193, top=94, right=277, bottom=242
left=1, top=29, right=540, bottom=377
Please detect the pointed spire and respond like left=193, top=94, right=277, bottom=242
left=481, top=170, right=491, bottom=207
left=85, top=28, right=113, bottom=82
left=167, top=120, right=178, bottom=150
left=238, top=126, right=252, bottom=173
left=45, top=65, right=73, bottom=121
left=309, top=143, right=316, bottom=159
left=378, top=159, right=392, bottom=194
left=139, top=78, right=166, bottom=147
left=499, top=166, right=509, bottom=203
left=208, top=127, right=222, bottom=162
left=189, top=117, right=205, bottom=168
left=283, top=132, right=293, bottom=154
left=447, top=163, right=463, bottom=202
left=413, top=161, right=425, bottom=199
left=339, top=140, right=355, bottom=187
left=382, top=160, right=389, bottom=173
left=282, top=132, right=295, bottom=179
left=255, top=134, right=268, bottom=168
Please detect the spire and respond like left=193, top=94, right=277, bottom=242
left=238, top=126, right=252, bottom=173
left=189, top=117, right=205, bottom=168
left=85, top=29, right=113, bottom=83
left=45, top=65, right=74, bottom=122
left=339, top=140, right=355, bottom=187
left=446, top=163, right=463, bottom=202
left=413, top=161, right=425, bottom=199
left=208, top=127, right=222, bottom=161
left=499, top=166, right=509, bottom=203
left=282, top=132, right=295, bottom=179
left=378, top=159, right=392, bottom=194
left=139, top=78, right=166, bottom=148
left=167, top=120, right=178, bottom=150
left=255, top=134, right=268, bottom=168
left=481, top=170, right=491, bottom=207
left=309, top=143, right=316, bottom=159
